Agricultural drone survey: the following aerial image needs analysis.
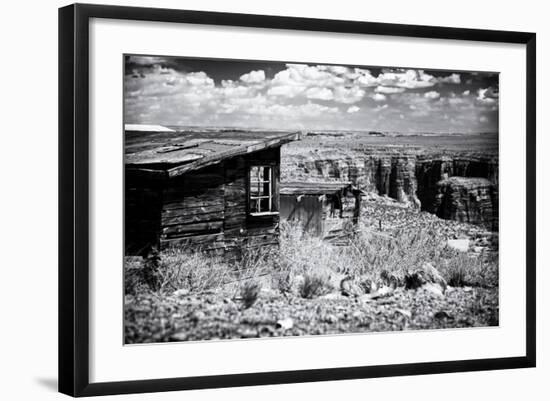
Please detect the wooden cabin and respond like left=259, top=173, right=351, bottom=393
left=125, top=126, right=301, bottom=260
left=280, top=182, right=363, bottom=238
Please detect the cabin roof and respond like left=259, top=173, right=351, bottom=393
left=280, top=181, right=354, bottom=195
left=125, top=129, right=301, bottom=178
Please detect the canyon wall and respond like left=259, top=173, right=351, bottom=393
left=282, top=149, right=498, bottom=230
left=431, top=177, right=498, bottom=231
left=283, top=153, right=421, bottom=207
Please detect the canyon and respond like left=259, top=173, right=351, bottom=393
left=281, top=132, right=498, bottom=231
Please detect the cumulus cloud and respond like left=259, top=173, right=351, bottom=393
left=272, top=64, right=345, bottom=88
left=267, top=85, right=305, bottom=98
left=125, top=57, right=498, bottom=133
left=318, top=65, right=350, bottom=75
left=185, top=71, right=215, bottom=87
left=377, top=69, right=436, bottom=89
left=239, top=70, right=266, bottom=84
left=375, top=86, right=406, bottom=94
left=353, top=69, right=378, bottom=87
left=424, top=91, right=441, bottom=100
left=333, top=86, right=365, bottom=104
left=305, top=87, right=334, bottom=100
left=372, top=93, right=387, bottom=102
left=374, top=104, right=389, bottom=112
left=437, top=73, right=461, bottom=84
left=260, top=102, right=339, bottom=119
left=476, top=87, right=499, bottom=104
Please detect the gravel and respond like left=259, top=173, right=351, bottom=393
left=125, top=285, right=498, bottom=343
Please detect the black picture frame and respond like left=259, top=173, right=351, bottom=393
left=58, top=3, right=536, bottom=397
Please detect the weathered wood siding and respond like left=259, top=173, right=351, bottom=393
left=280, top=189, right=361, bottom=238
left=144, top=146, right=282, bottom=259
left=159, top=164, right=225, bottom=254
left=280, top=195, right=325, bottom=236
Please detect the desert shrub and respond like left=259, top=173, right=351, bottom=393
left=124, top=249, right=162, bottom=294
left=143, top=248, right=162, bottom=291
left=278, top=221, right=340, bottom=296
left=278, top=221, right=497, bottom=291
left=279, top=221, right=339, bottom=274
left=158, top=248, right=232, bottom=294
left=240, top=280, right=262, bottom=308
left=331, top=228, right=444, bottom=284
left=124, top=247, right=232, bottom=295
left=238, top=245, right=278, bottom=278
left=445, top=259, right=468, bottom=287
left=439, top=251, right=498, bottom=288
left=124, top=257, right=150, bottom=295
left=274, top=270, right=293, bottom=296
left=299, top=271, right=333, bottom=299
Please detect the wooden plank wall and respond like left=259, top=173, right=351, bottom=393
left=159, top=164, right=226, bottom=254
left=280, top=189, right=361, bottom=238
left=222, top=156, right=247, bottom=261
left=156, top=147, right=281, bottom=260
left=280, top=195, right=324, bottom=236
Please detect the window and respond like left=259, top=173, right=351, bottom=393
left=249, top=165, right=276, bottom=215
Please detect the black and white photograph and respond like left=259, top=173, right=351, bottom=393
left=123, top=54, right=499, bottom=344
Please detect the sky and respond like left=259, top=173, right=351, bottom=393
left=124, top=55, right=499, bottom=134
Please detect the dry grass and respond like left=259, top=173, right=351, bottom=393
left=125, top=248, right=232, bottom=295
left=240, top=280, right=262, bottom=308
left=277, top=221, right=497, bottom=291
left=125, top=221, right=498, bottom=298
left=299, top=271, right=334, bottom=299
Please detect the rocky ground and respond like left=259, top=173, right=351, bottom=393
left=359, top=194, right=498, bottom=255
left=125, top=198, right=499, bottom=344
left=125, top=285, right=498, bottom=343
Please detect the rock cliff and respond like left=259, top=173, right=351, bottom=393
left=284, top=152, right=421, bottom=207
left=282, top=148, right=498, bottom=230
left=430, top=177, right=498, bottom=231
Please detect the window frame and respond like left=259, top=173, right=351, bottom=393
left=248, top=164, right=278, bottom=216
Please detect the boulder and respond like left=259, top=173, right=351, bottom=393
left=405, top=263, right=447, bottom=293
left=340, top=275, right=374, bottom=297
left=276, top=318, right=294, bottom=330
left=447, top=239, right=470, bottom=252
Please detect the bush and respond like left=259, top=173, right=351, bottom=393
left=124, top=247, right=233, bottom=295
left=439, top=252, right=498, bottom=288
left=124, top=220, right=498, bottom=299
left=159, top=248, right=231, bottom=293
left=124, top=257, right=149, bottom=295
left=124, top=249, right=162, bottom=294
left=299, top=271, right=333, bottom=299
left=240, top=280, right=262, bottom=308
left=278, top=222, right=497, bottom=291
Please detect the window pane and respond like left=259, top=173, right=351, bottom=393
left=250, top=181, right=260, bottom=196
left=259, top=198, right=270, bottom=212
left=262, top=166, right=271, bottom=181
left=250, top=198, right=259, bottom=213
left=250, top=166, right=259, bottom=182
left=262, top=181, right=270, bottom=197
